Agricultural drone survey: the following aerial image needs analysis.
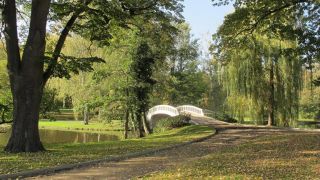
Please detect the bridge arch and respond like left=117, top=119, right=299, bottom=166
left=146, top=105, right=179, bottom=121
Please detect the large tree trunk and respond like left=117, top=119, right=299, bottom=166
left=3, top=0, right=50, bottom=152
left=5, top=77, right=45, bottom=152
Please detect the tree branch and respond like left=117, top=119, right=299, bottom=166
left=233, top=0, right=309, bottom=39
left=118, top=0, right=157, bottom=16
left=43, top=0, right=92, bottom=83
left=22, top=0, right=50, bottom=67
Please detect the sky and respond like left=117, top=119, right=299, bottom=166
left=182, top=0, right=234, bottom=56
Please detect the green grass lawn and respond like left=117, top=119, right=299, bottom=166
left=145, top=133, right=320, bottom=179
left=39, top=120, right=123, bottom=132
left=0, top=124, right=10, bottom=132
left=298, top=118, right=318, bottom=122
left=0, top=125, right=214, bottom=175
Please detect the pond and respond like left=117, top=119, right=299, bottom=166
left=297, top=121, right=320, bottom=129
left=0, top=129, right=120, bottom=146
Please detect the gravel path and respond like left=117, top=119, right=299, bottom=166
left=31, top=117, right=319, bottom=180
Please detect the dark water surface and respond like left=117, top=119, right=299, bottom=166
left=297, top=121, right=320, bottom=129
left=0, top=129, right=120, bottom=146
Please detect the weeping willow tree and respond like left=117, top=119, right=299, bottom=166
left=213, top=34, right=302, bottom=126
left=210, top=0, right=319, bottom=127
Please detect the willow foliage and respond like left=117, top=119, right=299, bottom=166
left=215, top=35, right=302, bottom=126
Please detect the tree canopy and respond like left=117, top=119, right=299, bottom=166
left=0, top=0, right=184, bottom=152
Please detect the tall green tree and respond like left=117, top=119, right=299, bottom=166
left=211, top=0, right=318, bottom=126
left=0, top=0, right=183, bottom=152
left=152, top=23, right=207, bottom=106
left=125, top=17, right=180, bottom=137
left=213, top=34, right=302, bottom=126
left=129, top=42, right=156, bottom=137
left=202, top=58, right=226, bottom=113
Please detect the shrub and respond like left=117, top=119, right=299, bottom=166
left=210, top=112, right=237, bottom=123
left=0, top=103, right=12, bottom=123
left=40, top=87, right=61, bottom=120
left=153, top=114, right=191, bottom=133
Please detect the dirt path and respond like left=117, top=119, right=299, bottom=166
left=31, top=117, right=319, bottom=180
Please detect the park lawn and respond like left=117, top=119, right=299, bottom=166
left=39, top=120, right=123, bottom=132
left=145, top=133, right=320, bottom=179
left=0, top=125, right=214, bottom=175
left=0, top=124, right=10, bottom=133
left=298, top=118, right=317, bottom=122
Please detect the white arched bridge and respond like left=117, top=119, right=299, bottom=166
left=147, top=105, right=204, bottom=127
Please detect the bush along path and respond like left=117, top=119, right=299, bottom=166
left=27, top=117, right=320, bottom=180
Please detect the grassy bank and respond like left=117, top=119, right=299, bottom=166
left=39, top=120, right=123, bottom=132
left=1, top=120, right=123, bottom=133
left=145, top=133, right=320, bottom=179
left=0, top=125, right=214, bottom=175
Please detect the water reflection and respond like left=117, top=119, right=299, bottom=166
left=0, top=129, right=120, bottom=146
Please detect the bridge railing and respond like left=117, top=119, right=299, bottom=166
left=203, top=109, right=215, bottom=117
left=176, top=105, right=204, bottom=116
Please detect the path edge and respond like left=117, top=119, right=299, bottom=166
left=0, top=128, right=216, bottom=179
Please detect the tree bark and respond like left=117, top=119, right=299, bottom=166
left=62, top=97, right=66, bottom=109
left=83, top=104, right=89, bottom=125
left=124, top=110, right=129, bottom=139
left=124, top=83, right=130, bottom=139
left=136, top=113, right=144, bottom=138
left=130, top=110, right=137, bottom=132
left=142, top=111, right=151, bottom=134
left=267, top=58, right=275, bottom=126
left=3, top=0, right=50, bottom=152
left=98, top=108, right=102, bottom=121
left=5, top=78, right=45, bottom=152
